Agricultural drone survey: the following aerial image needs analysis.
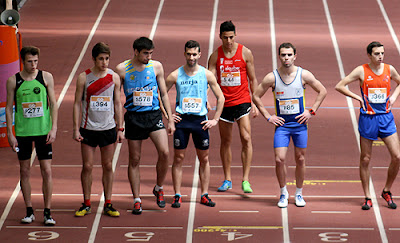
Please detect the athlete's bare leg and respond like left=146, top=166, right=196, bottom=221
left=294, top=147, right=306, bottom=189
left=128, top=139, right=142, bottom=198
left=219, top=121, right=233, bottom=181
left=149, top=129, right=170, bottom=187
left=237, top=115, right=252, bottom=182
left=80, top=144, right=95, bottom=201
left=172, top=149, right=186, bottom=195
left=382, top=133, right=400, bottom=191
left=39, top=159, right=53, bottom=209
left=19, top=159, right=32, bottom=207
left=100, top=143, right=116, bottom=201
left=360, top=136, right=373, bottom=198
left=197, top=149, right=210, bottom=195
left=274, top=147, right=289, bottom=188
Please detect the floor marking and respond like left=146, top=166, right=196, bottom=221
left=207, top=0, right=219, bottom=58
left=388, top=228, right=400, bottom=231
left=311, top=211, right=351, bottom=214
left=120, top=165, right=192, bottom=168
left=212, top=195, right=276, bottom=198
left=187, top=156, right=200, bottom=243
left=219, top=211, right=259, bottom=213
left=112, top=194, right=187, bottom=197
left=36, top=209, right=75, bottom=212
left=200, top=226, right=282, bottom=230
left=127, top=210, right=167, bottom=213
left=6, top=226, right=87, bottom=229
left=103, top=226, right=183, bottom=230
left=305, top=195, right=364, bottom=198
left=323, top=0, right=387, bottom=242
left=376, top=0, right=400, bottom=55
left=31, top=194, right=99, bottom=196
left=294, top=227, right=374, bottom=230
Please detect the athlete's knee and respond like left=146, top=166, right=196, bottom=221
left=275, top=156, right=286, bottom=165
left=82, top=162, right=93, bottom=173
left=173, top=153, right=185, bottom=165
left=40, top=166, right=52, bottom=179
left=20, top=166, right=31, bottom=179
left=391, top=153, right=400, bottom=165
left=102, top=162, right=113, bottom=173
left=158, top=148, right=169, bottom=162
left=360, top=154, right=371, bottom=167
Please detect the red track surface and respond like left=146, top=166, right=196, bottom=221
left=1, top=0, right=400, bottom=242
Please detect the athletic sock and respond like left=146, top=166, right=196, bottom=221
left=84, top=199, right=91, bottom=207
left=134, top=198, right=141, bottom=203
left=280, top=186, right=288, bottom=196
left=154, top=185, right=163, bottom=191
left=104, top=200, right=111, bottom=206
left=295, top=187, right=303, bottom=195
left=175, top=194, right=182, bottom=198
left=44, top=208, right=51, bottom=216
left=27, top=207, right=34, bottom=216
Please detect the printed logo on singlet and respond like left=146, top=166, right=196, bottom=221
left=367, top=76, right=373, bottom=81
left=234, top=59, right=241, bottom=62
left=383, top=75, right=390, bottom=82
left=88, top=78, right=96, bottom=85
left=156, top=120, right=164, bottom=128
left=17, top=79, right=23, bottom=85
left=295, top=88, right=302, bottom=96
left=225, top=60, right=233, bottom=64
left=220, top=58, right=224, bottom=64
left=130, top=75, right=135, bottom=81
left=33, top=87, right=41, bottom=94
left=276, top=91, right=284, bottom=96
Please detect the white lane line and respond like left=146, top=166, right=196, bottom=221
left=31, top=194, right=99, bottom=196
left=207, top=0, right=219, bottom=59
left=6, top=226, right=87, bottom=229
left=149, top=0, right=164, bottom=40
left=212, top=195, right=276, bottom=198
left=103, top=227, right=183, bottom=229
left=219, top=211, right=259, bottom=213
left=322, top=1, right=387, bottom=242
left=186, top=156, right=200, bottom=243
left=389, top=228, right=400, bottom=231
left=294, top=227, right=374, bottom=230
left=35, top=209, right=75, bottom=212
left=311, top=211, right=351, bottom=214
left=112, top=194, right=187, bottom=197
left=119, top=165, right=192, bottom=168
left=127, top=210, right=167, bottom=213
left=376, top=0, right=400, bottom=56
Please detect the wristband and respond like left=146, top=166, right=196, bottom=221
left=309, top=109, right=316, bottom=116
left=267, top=116, right=271, bottom=121
left=118, top=128, right=125, bottom=132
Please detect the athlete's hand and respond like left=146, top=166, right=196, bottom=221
left=201, top=119, right=218, bottom=130
left=117, top=131, right=125, bottom=143
left=268, top=114, right=285, bottom=126
left=73, top=130, right=83, bottom=142
left=167, top=120, right=176, bottom=135
left=296, top=110, right=312, bottom=124
left=358, top=97, right=366, bottom=111
left=46, top=128, right=57, bottom=144
left=251, top=103, right=259, bottom=118
left=388, top=96, right=396, bottom=111
left=7, top=134, right=18, bottom=152
left=172, top=113, right=182, bottom=123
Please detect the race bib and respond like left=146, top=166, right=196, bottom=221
left=220, top=72, right=241, bottom=86
left=279, top=99, right=300, bottom=115
left=22, top=101, right=43, bottom=118
left=133, top=91, right=153, bottom=106
left=90, top=96, right=111, bottom=111
left=182, top=97, right=202, bottom=113
left=368, top=88, right=387, bottom=103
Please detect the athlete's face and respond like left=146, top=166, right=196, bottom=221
left=220, top=31, right=236, bottom=50
left=184, top=47, right=201, bottom=67
left=279, top=48, right=296, bottom=68
left=93, top=53, right=110, bottom=71
left=135, top=49, right=153, bottom=64
left=369, top=46, right=384, bottom=65
left=23, top=54, right=38, bottom=74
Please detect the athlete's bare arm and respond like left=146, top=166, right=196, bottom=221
left=165, top=69, right=180, bottom=123
left=335, top=66, right=365, bottom=110
left=243, top=46, right=259, bottom=117
left=154, top=61, right=175, bottom=135
left=388, top=65, right=400, bottom=109
left=207, top=50, right=218, bottom=77
left=296, top=70, right=327, bottom=124
left=43, top=71, right=58, bottom=144
left=115, top=62, right=126, bottom=85
left=253, top=72, right=285, bottom=126
left=113, top=72, right=125, bottom=143
left=5, top=75, right=17, bottom=151
left=201, top=70, right=225, bottom=130
left=72, top=72, right=86, bottom=142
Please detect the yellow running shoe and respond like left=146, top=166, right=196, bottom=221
left=104, top=203, right=120, bottom=217
left=75, top=203, right=91, bottom=217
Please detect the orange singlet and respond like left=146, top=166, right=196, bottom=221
left=216, top=44, right=251, bottom=107
left=360, top=63, right=391, bottom=115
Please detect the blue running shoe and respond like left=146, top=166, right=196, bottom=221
left=218, top=180, right=232, bottom=192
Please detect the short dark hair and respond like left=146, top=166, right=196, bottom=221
left=278, top=42, right=296, bottom=55
left=133, top=37, right=154, bottom=52
left=367, top=41, right=384, bottom=55
left=20, top=46, right=40, bottom=61
left=185, top=40, right=200, bottom=52
left=92, top=42, right=110, bottom=59
left=220, top=20, right=235, bottom=35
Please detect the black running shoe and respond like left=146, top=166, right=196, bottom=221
left=382, top=190, right=397, bottom=209
left=172, top=195, right=182, bottom=208
left=362, top=198, right=372, bottom=210
left=153, top=186, right=166, bottom=208
left=132, top=201, right=142, bottom=215
left=200, top=194, right=216, bottom=207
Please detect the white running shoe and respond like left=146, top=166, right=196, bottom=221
left=21, top=214, right=35, bottom=223
left=44, top=215, right=56, bottom=226
left=295, top=194, right=306, bottom=207
left=277, top=194, right=289, bottom=208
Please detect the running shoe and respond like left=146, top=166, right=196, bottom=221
left=75, top=203, right=91, bottom=217
left=153, top=186, right=166, bottom=208
left=200, top=194, right=216, bottom=207
left=104, top=203, right=120, bottom=217
left=382, top=190, right=397, bottom=209
left=295, top=194, right=306, bottom=207
left=362, top=198, right=372, bottom=210
left=44, top=215, right=56, bottom=226
left=172, top=195, right=182, bottom=208
left=218, top=180, right=232, bottom=192
left=21, top=214, right=35, bottom=224
left=132, top=201, right=142, bottom=215
left=277, top=194, right=289, bottom=208
left=242, top=181, right=253, bottom=193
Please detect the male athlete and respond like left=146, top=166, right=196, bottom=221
left=73, top=42, right=123, bottom=217
left=116, top=37, right=175, bottom=215
left=336, top=41, right=400, bottom=210
left=166, top=40, right=225, bottom=208
left=208, top=20, right=258, bottom=193
left=6, top=46, right=58, bottom=225
left=253, top=43, right=327, bottom=208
